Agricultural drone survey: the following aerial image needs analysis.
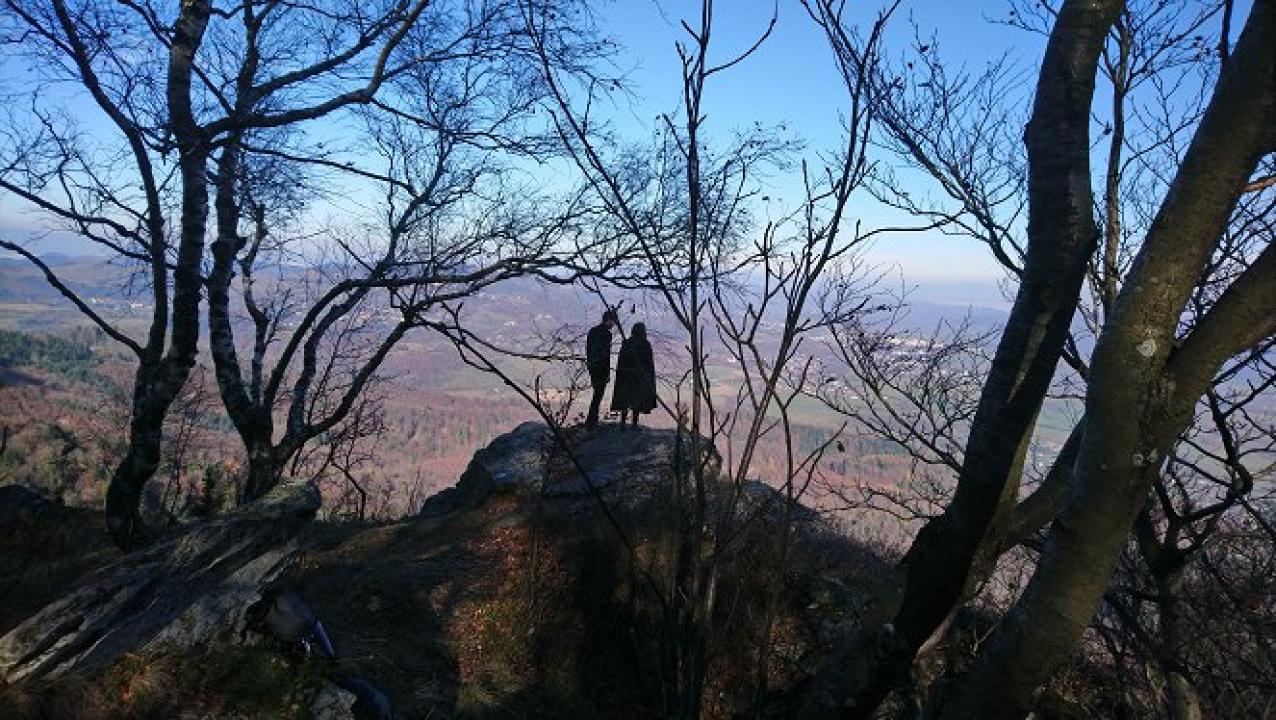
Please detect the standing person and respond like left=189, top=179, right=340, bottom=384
left=611, top=322, right=657, bottom=428
left=585, top=309, right=619, bottom=428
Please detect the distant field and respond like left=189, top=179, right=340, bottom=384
left=0, top=303, right=81, bottom=331
left=0, top=302, right=152, bottom=336
left=2, top=257, right=1116, bottom=526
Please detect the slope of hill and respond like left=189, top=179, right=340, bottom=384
left=0, top=421, right=1144, bottom=719
left=0, top=426, right=877, bottom=714
left=0, top=423, right=896, bottom=719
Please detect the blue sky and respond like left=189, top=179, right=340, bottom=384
left=2, top=0, right=1245, bottom=308
left=596, top=1, right=1038, bottom=145
left=581, top=0, right=1048, bottom=294
left=0, top=2, right=1035, bottom=291
left=583, top=0, right=1246, bottom=298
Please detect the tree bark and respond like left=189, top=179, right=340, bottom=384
left=104, top=387, right=166, bottom=547
left=939, top=2, right=1275, bottom=716
left=243, top=442, right=285, bottom=504
left=104, top=0, right=213, bottom=549
left=1155, top=566, right=1203, bottom=720
left=828, top=1, right=1122, bottom=714
left=206, top=138, right=290, bottom=505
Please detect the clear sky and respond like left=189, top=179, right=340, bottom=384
left=582, top=0, right=1247, bottom=298
left=587, top=0, right=1048, bottom=290
left=0, top=0, right=1248, bottom=307
left=0, top=1, right=1034, bottom=292
left=596, top=0, right=1040, bottom=145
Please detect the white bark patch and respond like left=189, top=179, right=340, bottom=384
left=1136, top=339, right=1157, bottom=358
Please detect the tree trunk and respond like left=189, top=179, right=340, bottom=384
left=206, top=138, right=284, bottom=506
left=242, top=442, right=285, bottom=504
left=1156, top=567, right=1203, bottom=720
left=104, top=379, right=166, bottom=547
left=938, top=3, right=1275, bottom=716
left=817, top=1, right=1121, bottom=716
left=102, top=0, right=213, bottom=550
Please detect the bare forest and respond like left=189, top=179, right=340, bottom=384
left=0, top=0, right=1272, bottom=718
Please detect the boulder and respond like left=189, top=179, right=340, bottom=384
left=0, top=480, right=320, bottom=683
left=419, top=421, right=721, bottom=515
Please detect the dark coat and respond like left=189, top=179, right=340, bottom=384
left=610, top=336, right=657, bottom=413
left=586, top=323, right=612, bottom=386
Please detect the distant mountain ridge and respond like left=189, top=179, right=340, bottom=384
left=0, top=254, right=1010, bottom=336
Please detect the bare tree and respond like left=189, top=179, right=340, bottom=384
left=200, top=0, right=615, bottom=504
left=804, top=0, right=1275, bottom=716
left=801, top=0, right=1125, bottom=712
left=524, top=0, right=903, bottom=715
left=0, top=0, right=430, bottom=547
left=0, top=0, right=615, bottom=545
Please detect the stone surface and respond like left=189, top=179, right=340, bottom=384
left=0, top=480, right=320, bottom=683
left=305, top=682, right=358, bottom=720
left=419, top=421, right=723, bottom=515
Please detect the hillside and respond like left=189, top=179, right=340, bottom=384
left=0, top=421, right=1250, bottom=719
left=0, top=423, right=901, bottom=719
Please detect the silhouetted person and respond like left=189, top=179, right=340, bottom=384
left=585, top=309, right=618, bottom=428
left=611, top=322, right=657, bottom=427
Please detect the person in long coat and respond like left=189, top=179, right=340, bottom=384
left=610, top=322, right=657, bottom=427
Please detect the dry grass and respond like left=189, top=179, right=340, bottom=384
left=0, top=644, right=330, bottom=719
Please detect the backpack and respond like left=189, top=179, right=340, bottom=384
left=241, top=587, right=336, bottom=658
left=241, top=588, right=392, bottom=718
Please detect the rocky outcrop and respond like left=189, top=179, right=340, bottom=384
left=0, top=480, right=320, bottom=683
left=419, top=421, right=721, bottom=515
left=304, top=682, right=358, bottom=719
left=0, top=420, right=851, bottom=718
left=418, top=421, right=820, bottom=528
